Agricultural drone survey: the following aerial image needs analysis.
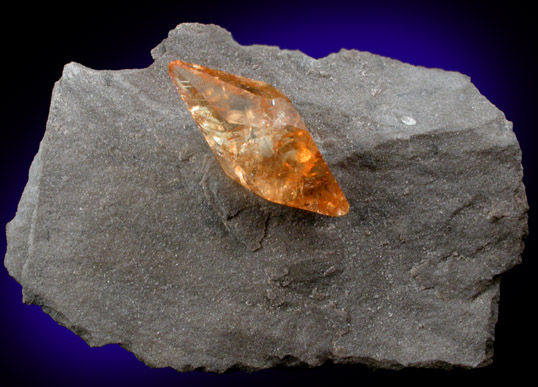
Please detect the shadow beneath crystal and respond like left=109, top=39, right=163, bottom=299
left=199, top=154, right=337, bottom=251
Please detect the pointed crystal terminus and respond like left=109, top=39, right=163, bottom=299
left=168, top=60, right=350, bottom=216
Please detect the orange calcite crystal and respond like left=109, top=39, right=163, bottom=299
left=168, top=60, right=350, bottom=216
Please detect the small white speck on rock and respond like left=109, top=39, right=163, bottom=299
left=401, top=116, right=417, bottom=126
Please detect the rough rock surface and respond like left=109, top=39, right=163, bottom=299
left=4, top=23, right=528, bottom=371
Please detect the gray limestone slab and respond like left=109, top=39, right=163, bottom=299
left=4, top=23, right=528, bottom=371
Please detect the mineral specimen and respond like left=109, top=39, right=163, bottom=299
left=4, top=23, right=528, bottom=372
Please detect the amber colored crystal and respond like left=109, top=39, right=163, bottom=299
left=168, top=60, right=349, bottom=216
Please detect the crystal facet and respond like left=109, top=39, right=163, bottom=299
left=168, top=60, right=350, bottom=216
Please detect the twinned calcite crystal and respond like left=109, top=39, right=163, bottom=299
left=168, top=60, right=349, bottom=216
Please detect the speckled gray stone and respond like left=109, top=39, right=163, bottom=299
left=4, top=23, right=528, bottom=371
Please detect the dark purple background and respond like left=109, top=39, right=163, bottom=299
left=2, top=1, right=536, bottom=385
